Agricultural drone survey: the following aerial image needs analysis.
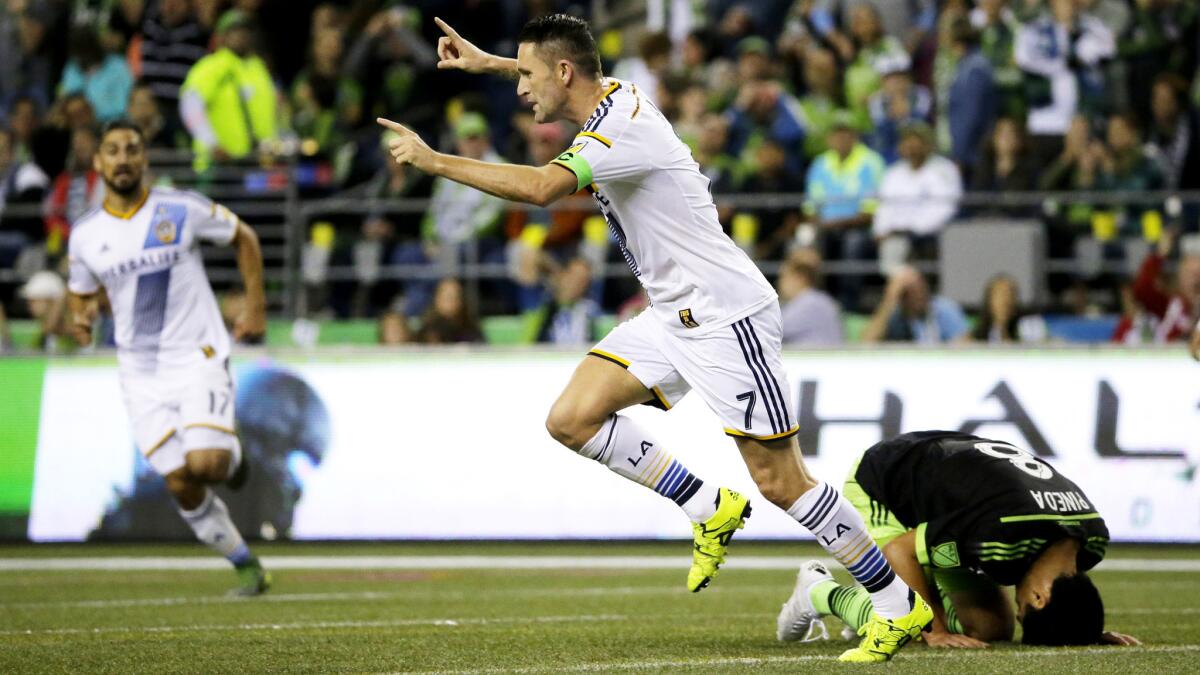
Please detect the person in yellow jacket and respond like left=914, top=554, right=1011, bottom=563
left=179, top=10, right=279, bottom=169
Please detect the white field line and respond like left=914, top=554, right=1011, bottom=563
left=416, top=645, right=1200, bottom=675
left=2, top=586, right=708, bottom=610
left=0, top=555, right=1197, bottom=572
left=4, top=585, right=1193, bottom=614
left=0, top=613, right=627, bottom=638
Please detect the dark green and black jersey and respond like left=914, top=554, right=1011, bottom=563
left=855, top=431, right=1109, bottom=586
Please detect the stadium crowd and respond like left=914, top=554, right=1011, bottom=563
left=0, top=0, right=1199, bottom=350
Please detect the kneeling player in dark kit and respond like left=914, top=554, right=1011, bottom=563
left=776, top=431, right=1139, bottom=648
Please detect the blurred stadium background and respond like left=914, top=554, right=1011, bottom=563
left=1, top=0, right=1200, bottom=671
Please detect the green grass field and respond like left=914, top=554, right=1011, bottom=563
left=1, top=541, right=1197, bottom=673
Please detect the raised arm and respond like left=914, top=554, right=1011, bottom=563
left=434, top=17, right=518, bottom=79
left=231, top=222, right=266, bottom=342
left=377, top=118, right=577, bottom=206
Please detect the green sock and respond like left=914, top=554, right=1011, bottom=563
left=944, top=599, right=964, bottom=634
left=809, top=580, right=875, bottom=632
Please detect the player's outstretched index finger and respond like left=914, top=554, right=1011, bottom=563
left=433, top=17, right=460, bottom=39
left=376, top=118, right=411, bottom=134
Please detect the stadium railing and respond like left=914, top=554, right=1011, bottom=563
left=3, top=154, right=1198, bottom=319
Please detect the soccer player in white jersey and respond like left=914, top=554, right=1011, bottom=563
left=67, top=120, right=270, bottom=596
left=379, top=15, right=930, bottom=661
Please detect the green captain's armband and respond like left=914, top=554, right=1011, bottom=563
left=551, top=143, right=593, bottom=191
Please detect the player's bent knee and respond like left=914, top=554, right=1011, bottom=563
left=185, top=448, right=232, bottom=483
left=754, top=476, right=797, bottom=509
left=742, top=462, right=794, bottom=507
left=545, top=397, right=608, bottom=451
left=163, top=468, right=205, bottom=509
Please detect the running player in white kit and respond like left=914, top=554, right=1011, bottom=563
left=67, top=120, right=270, bottom=595
left=379, top=15, right=930, bottom=661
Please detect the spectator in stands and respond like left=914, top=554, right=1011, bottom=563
left=971, top=0, right=1024, bottom=120
left=330, top=130, right=434, bottom=317
left=1147, top=74, right=1200, bottom=191
left=695, top=113, right=743, bottom=192
left=743, top=139, right=804, bottom=260
left=137, top=0, right=210, bottom=139
left=778, top=248, right=843, bottom=346
left=968, top=274, right=1048, bottom=344
left=416, top=277, right=482, bottom=344
left=672, top=83, right=709, bottom=148
left=1078, top=113, right=1164, bottom=233
left=126, top=83, right=173, bottom=150
left=343, top=5, right=438, bottom=140
left=971, top=117, right=1038, bottom=215
left=421, top=112, right=506, bottom=258
left=0, top=127, right=48, bottom=295
left=59, top=92, right=97, bottom=133
left=613, top=31, right=672, bottom=106
left=862, top=265, right=969, bottom=344
left=505, top=122, right=590, bottom=311
left=58, top=28, right=134, bottom=123
left=5, top=96, right=38, bottom=162
left=726, top=79, right=807, bottom=178
left=821, top=0, right=937, bottom=48
left=1117, top=0, right=1199, bottom=126
left=735, top=36, right=774, bottom=83
left=873, top=121, right=962, bottom=260
left=0, top=0, right=58, bottom=114
left=377, top=309, right=411, bottom=345
left=291, top=26, right=362, bottom=161
left=804, top=116, right=885, bottom=310
left=390, top=112, right=506, bottom=316
left=44, top=126, right=102, bottom=259
left=1113, top=230, right=1199, bottom=344
left=679, top=28, right=714, bottom=85
left=1015, top=0, right=1115, bottom=162
left=841, top=3, right=909, bottom=118
left=17, top=269, right=68, bottom=351
left=1038, top=115, right=1099, bottom=255
left=865, top=54, right=933, bottom=164
left=526, top=257, right=600, bottom=346
left=794, top=46, right=846, bottom=160
left=946, top=18, right=996, bottom=176
left=180, top=10, right=279, bottom=168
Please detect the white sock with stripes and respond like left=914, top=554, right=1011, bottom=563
left=787, top=482, right=913, bottom=620
left=578, top=414, right=720, bottom=522
left=177, top=489, right=252, bottom=566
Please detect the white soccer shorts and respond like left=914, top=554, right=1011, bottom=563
left=589, top=305, right=798, bottom=440
left=119, top=359, right=242, bottom=475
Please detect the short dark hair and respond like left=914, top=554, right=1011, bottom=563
left=518, top=14, right=602, bottom=80
left=950, top=17, right=979, bottom=49
left=100, top=118, right=144, bottom=143
left=1021, top=573, right=1104, bottom=645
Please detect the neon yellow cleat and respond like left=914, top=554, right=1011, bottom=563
left=687, top=488, right=751, bottom=592
left=232, top=557, right=272, bottom=597
left=838, top=593, right=933, bottom=662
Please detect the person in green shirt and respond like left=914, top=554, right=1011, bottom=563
left=179, top=10, right=280, bottom=169
left=797, top=46, right=850, bottom=160
left=841, top=4, right=908, bottom=121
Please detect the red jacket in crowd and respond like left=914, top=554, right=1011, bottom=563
left=1113, top=253, right=1195, bottom=343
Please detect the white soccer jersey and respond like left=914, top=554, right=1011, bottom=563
left=68, top=186, right=239, bottom=375
left=552, top=79, right=776, bottom=336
